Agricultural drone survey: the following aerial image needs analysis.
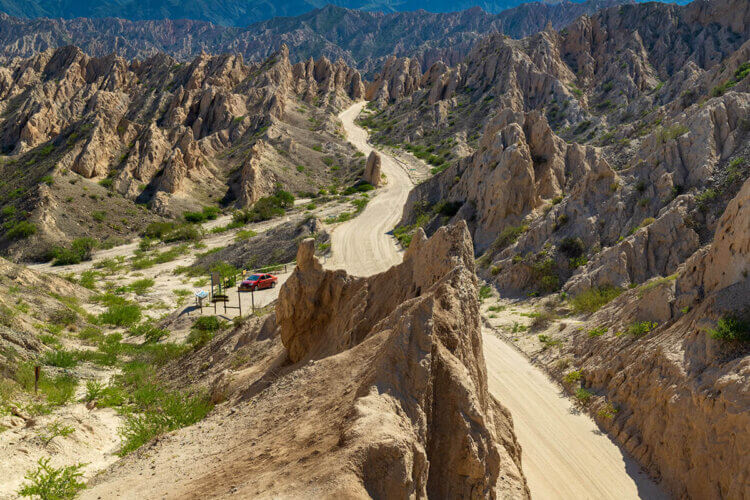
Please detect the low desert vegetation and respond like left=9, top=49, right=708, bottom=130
left=708, top=316, right=750, bottom=342
left=17, top=458, right=86, bottom=499
left=570, top=285, right=623, bottom=314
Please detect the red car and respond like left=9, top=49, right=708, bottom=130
left=240, top=273, right=278, bottom=291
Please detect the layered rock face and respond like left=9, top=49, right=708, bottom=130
left=0, top=43, right=365, bottom=259
left=275, top=223, right=529, bottom=497
left=542, top=178, right=750, bottom=499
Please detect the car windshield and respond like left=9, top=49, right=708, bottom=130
left=247, top=274, right=261, bottom=280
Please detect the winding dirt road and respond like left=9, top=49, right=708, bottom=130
left=336, top=102, right=664, bottom=499
left=324, top=101, right=413, bottom=276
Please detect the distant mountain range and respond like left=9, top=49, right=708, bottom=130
left=0, top=1, right=628, bottom=75
left=0, top=0, right=689, bottom=26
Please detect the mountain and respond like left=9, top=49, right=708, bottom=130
left=0, top=2, right=628, bottom=77
left=0, top=44, right=366, bottom=261
left=357, top=0, right=749, bottom=496
left=0, top=0, right=687, bottom=27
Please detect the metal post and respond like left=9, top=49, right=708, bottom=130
left=251, top=288, right=255, bottom=313
left=238, top=289, right=242, bottom=318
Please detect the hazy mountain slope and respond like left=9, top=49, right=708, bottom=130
left=0, top=0, right=685, bottom=26
left=0, top=2, right=627, bottom=77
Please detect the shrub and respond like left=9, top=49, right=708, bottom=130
left=559, top=237, right=585, bottom=258
left=6, top=221, right=36, bottom=240
left=15, top=363, right=77, bottom=406
left=119, top=391, right=213, bottom=456
left=187, top=316, right=223, bottom=348
left=17, top=458, right=85, bottom=500
left=478, top=285, right=492, bottom=302
left=129, top=321, right=169, bottom=343
left=626, top=321, right=658, bottom=337
left=708, top=316, right=750, bottom=342
left=50, top=237, right=97, bottom=265
left=128, top=278, right=155, bottom=295
left=492, top=224, right=528, bottom=250
left=597, top=402, right=618, bottom=420
left=538, top=334, right=562, bottom=349
left=575, top=387, right=593, bottom=404
left=563, top=370, right=582, bottom=384
left=99, top=303, right=141, bottom=327
left=570, top=286, right=623, bottom=314
left=588, top=326, right=607, bottom=337
left=42, top=349, right=77, bottom=368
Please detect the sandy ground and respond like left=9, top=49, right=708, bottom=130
left=323, top=102, right=414, bottom=277
left=483, top=329, right=665, bottom=499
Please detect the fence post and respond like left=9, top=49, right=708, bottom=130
left=34, top=365, right=40, bottom=394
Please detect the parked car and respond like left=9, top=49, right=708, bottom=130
left=239, top=273, right=278, bottom=291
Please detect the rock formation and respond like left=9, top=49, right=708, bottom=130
left=0, top=2, right=628, bottom=75
left=0, top=43, right=365, bottom=259
left=82, top=223, right=530, bottom=499
left=364, top=151, right=382, bottom=187
left=538, top=177, right=750, bottom=499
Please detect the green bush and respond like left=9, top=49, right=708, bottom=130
left=570, top=286, right=623, bottom=314
left=575, top=387, right=593, bottom=404
left=708, top=316, right=750, bottom=342
left=128, top=278, right=155, bottom=295
left=42, top=349, right=77, bottom=368
left=6, top=221, right=36, bottom=240
left=559, top=237, right=585, bottom=258
left=538, top=334, right=562, bottom=349
left=99, top=303, right=141, bottom=327
left=478, top=285, right=492, bottom=302
left=626, top=321, right=658, bottom=337
left=15, top=363, right=77, bottom=406
left=588, top=326, right=607, bottom=338
left=492, top=224, right=528, bottom=251
left=17, top=458, right=85, bottom=500
left=119, top=391, right=213, bottom=456
left=563, top=370, right=582, bottom=384
left=50, top=237, right=98, bottom=265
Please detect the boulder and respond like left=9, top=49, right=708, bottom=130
left=364, top=151, right=382, bottom=187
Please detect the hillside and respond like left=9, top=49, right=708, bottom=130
left=0, top=2, right=627, bottom=77
left=359, top=0, right=750, bottom=496
left=0, top=44, right=365, bottom=261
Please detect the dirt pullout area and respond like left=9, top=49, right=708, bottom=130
left=83, top=223, right=530, bottom=498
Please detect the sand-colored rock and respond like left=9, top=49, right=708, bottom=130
left=364, top=150, right=382, bottom=187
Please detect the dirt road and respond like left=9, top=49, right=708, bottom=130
left=483, top=330, right=664, bottom=499
left=335, top=102, right=663, bottom=499
left=324, top=101, right=413, bottom=276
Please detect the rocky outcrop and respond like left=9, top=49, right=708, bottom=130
left=364, top=151, right=382, bottom=187
left=275, top=222, right=528, bottom=497
left=0, top=43, right=365, bottom=259
left=83, top=223, right=529, bottom=498
left=539, top=177, right=750, bottom=499
left=365, top=57, right=422, bottom=102
left=0, top=2, right=628, bottom=76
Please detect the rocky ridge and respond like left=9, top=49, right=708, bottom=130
left=376, top=0, right=749, bottom=496
left=0, top=2, right=628, bottom=77
left=0, top=44, right=365, bottom=260
left=82, top=222, right=530, bottom=498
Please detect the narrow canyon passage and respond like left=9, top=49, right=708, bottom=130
left=337, top=101, right=665, bottom=499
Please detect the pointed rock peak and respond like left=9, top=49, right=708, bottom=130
left=296, top=238, right=321, bottom=272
